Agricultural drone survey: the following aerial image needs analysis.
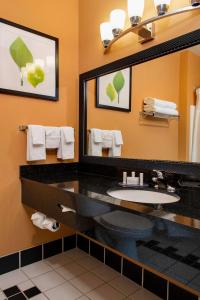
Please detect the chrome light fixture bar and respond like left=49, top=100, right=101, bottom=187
left=100, top=0, right=200, bottom=53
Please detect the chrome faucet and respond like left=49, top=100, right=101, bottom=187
left=152, top=169, right=176, bottom=193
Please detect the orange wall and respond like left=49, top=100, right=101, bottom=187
left=87, top=52, right=180, bottom=160
left=79, top=0, right=200, bottom=73
left=0, top=0, right=79, bottom=256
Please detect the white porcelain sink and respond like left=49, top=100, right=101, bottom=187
left=107, top=189, right=180, bottom=204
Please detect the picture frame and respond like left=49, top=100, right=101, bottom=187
left=96, top=67, right=132, bottom=112
left=0, top=18, right=59, bottom=101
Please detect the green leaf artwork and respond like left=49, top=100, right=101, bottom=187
left=113, top=71, right=125, bottom=104
left=27, top=65, right=45, bottom=88
left=106, top=83, right=116, bottom=102
left=9, top=36, right=45, bottom=87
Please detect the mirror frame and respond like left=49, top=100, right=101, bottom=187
left=79, top=29, right=200, bottom=176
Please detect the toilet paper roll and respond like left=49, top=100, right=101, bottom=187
left=31, top=212, right=46, bottom=229
left=42, top=217, right=60, bottom=232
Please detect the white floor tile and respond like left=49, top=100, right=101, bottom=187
left=87, top=283, right=125, bottom=300
left=31, top=294, right=48, bottom=300
left=56, top=262, right=87, bottom=280
left=92, top=264, right=120, bottom=282
left=77, top=296, right=90, bottom=300
left=22, top=261, right=52, bottom=278
left=32, top=271, right=65, bottom=292
left=0, top=269, right=28, bottom=290
left=45, top=253, right=72, bottom=269
left=65, top=249, right=88, bottom=260
left=0, top=292, right=6, bottom=300
left=45, top=281, right=82, bottom=300
left=128, top=288, right=162, bottom=300
left=109, top=276, right=140, bottom=296
left=18, top=280, right=34, bottom=291
left=76, top=256, right=102, bottom=271
left=70, top=272, right=104, bottom=294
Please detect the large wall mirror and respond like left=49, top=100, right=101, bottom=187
left=79, top=29, right=200, bottom=172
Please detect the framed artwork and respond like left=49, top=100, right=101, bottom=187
left=0, top=18, right=58, bottom=101
left=96, top=67, right=132, bottom=112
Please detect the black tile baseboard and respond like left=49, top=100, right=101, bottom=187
left=143, top=270, right=168, bottom=300
left=64, top=234, right=76, bottom=251
left=77, top=234, right=89, bottom=253
left=169, top=283, right=199, bottom=300
left=123, top=258, right=142, bottom=286
left=43, top=238, right=62, bottom=259
left=21, top=245, right=42, bottom=267
left=90, top=241, right=104, bottom=263
left=105, top=249, right=122, bottom=273
left=0, top=234, right=76, bottom=276
left=0, top=253, right=19, bottom=275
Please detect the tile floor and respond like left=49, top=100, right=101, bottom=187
left=0, top=248, right=162, bottom=300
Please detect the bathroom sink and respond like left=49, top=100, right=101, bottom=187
left=107, top=189, right=180, bottom=204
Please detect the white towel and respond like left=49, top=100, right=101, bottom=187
left=88, top=129, right=102, bottom=156
left=57, top=127, right=75, bottom=160
left=93, top=129, right=103, bottom=143
left=112, top=130, right=123, bottom=146
left=27, top=125, right=46, bottom=161
left=144, top=98, right=177, bottom=109
left=143, top=105, right=179, bottom=116
left=102, top=130, right=113, bottom=148
left=45, top=127, right=60, bottom=149
left=191, top=89, right=200, bottom=162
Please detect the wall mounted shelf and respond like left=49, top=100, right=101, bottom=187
left=140, top=111, right=179, bottom=120
left=104, top=5, right=200, bottom=54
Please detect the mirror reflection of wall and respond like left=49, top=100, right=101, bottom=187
left=87, top=45, right=200, bottom=162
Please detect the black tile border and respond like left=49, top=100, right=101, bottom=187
left=90, top=240, right=104, bottom=262
left=0, top=234, right=76, bottom=276
left=21, top=245, right=42, bottom=267
left=0, top=252, right=19, bottom=275
left=77, top=233, right=200, bottom=300
left=123, top=258, right=142, bottom=286
left=3, top=285, right=21, bottom=297
left=23, top=286, right=41, bottom=299
left=77, top=234, right=89, bottom=253
left=43, top=238, right=62, bottom=259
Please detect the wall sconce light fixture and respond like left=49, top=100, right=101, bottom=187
left=100, top=0, right=200, bottom=53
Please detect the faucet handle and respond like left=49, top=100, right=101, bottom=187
left=152, top=169, right=164, bottom=179
left=167, top=185, right=176, bottom=193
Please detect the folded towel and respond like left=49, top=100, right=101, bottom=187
left=88, top=129, right=102, bottom=156
left=143, top=105, right=179, bottom=116
left=57, top=127, right=75, bottom=160
left=30, top=125, right=45, bottom=145
left=45, top=127, right=60, bottom=149
left=92, top=129, right=103, bottom=143
left=144, top=98, right=177, bottom=109
left=112, top=130, right=123, bottom=146
left=27, top=125, right=46, bottom=161
left=102, top=130, right=113, bottom=148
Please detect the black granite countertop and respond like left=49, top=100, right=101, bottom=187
left=20, top=163, right=200, bottom=230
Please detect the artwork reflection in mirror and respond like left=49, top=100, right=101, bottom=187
left=87, top=45, right=200, bottom=162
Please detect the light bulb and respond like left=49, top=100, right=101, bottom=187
left=154, top=0, right=171, bottom=15
left=110, top=9, right=126, bottom=37
left=127, top=0, right=144, bottom=26
left=100, top=22, right=113, bottom=48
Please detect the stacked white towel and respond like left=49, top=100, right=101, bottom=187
left=143, top=98, right=179, bottom=116
left=45, top=127, right=60, bottom=149
left=26, top=125, right=75, bottom=161
left=27, top=125, right=46, bottom=161
left=57, top=127, right=75, bottom=160
left=88, top=129, right=123, bottom=157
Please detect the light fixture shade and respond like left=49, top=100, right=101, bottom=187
left=100, top=22, right=113, bottom=48
left=127, top=0, right=144, bottom=18
left=154, top=0, right=171, bottom=15
left=110, top=9, right=126, bottom=31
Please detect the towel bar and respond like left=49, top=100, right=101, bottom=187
left=19, top=125, right=75, bottom=132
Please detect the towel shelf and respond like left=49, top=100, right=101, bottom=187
left=140, top=112, right=179, bottom=120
